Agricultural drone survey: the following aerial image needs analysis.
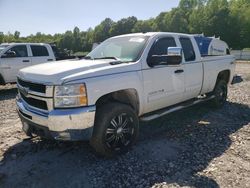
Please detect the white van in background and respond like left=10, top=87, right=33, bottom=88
left=0, top=43, right=55, bottom=84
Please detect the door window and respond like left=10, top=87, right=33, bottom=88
left=6, top=45, right=28, bottom=57
left=148, top=37, right=176, bottom=56
left=180, top=37, right=196, bottom=61
left=31, top=45, right=49, bottom=57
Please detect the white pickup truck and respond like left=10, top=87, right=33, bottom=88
left=16, top=32, right=235, bottom=157
left=0, top=43, right=55, bottom=84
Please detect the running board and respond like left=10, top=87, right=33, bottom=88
left=140, top=95, right=215, bottom=121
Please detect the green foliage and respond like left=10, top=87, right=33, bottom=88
left=132, top=19, right=155, bottom=33
left=109, top=16, right=138, bottom=36
left=1, top=0, right=250, bottom=51
left=93, top=18, right=114, bottom=42
left=0, top=32, right=4, bottom=43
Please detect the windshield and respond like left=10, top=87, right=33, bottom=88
left=0, top=45, right=9, bottom=53
left=87, top=35, right=149, bottom=62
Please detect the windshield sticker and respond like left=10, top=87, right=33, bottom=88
left=129, top=38, right=145, bottom=43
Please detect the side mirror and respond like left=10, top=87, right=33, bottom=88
left=1, top=51, right=16, bottom=58
left=166, top=47, right=182, bottom=65
left=147, top=47, right=183, bottom=67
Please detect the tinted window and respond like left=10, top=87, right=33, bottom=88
left=7, top=45, right=28, bottom=57
left=149, top=37, right=176, bottom=56
left=180, top=37, right=196, bottom=61
left=31, top=45, right=49, bottom=57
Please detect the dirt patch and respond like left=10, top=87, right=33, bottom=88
left=0, top=63, right=250, bottom=188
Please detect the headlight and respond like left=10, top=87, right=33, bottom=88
left=54, top=84, right=87, bottom=108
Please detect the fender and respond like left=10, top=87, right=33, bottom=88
left=66, top=70, right=145, bottom=115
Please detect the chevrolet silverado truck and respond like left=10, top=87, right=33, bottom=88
left=16, top=32, right=235, bottom=157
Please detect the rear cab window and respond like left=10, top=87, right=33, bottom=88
left=179, top=37, right=196, bottom=62
left=31, top=45, right=49, bottom=57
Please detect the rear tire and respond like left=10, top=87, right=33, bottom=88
left=211, top=80, right=228, bottom=108
left=90, top=102, right=139, bottom=157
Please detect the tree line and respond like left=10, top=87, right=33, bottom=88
left=0, top=0, right=249, bottom=53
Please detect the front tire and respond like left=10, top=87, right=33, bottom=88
left=90, top=102, right=139, bottom=157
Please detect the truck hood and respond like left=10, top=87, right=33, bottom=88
left=18, top=59, right=140, bottom=85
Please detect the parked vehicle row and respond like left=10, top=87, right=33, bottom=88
left=0, top=43, right=55, bottom=84
left=14, top=32, right=235, bottom=156
left=0, top=43, right=86, bottom=84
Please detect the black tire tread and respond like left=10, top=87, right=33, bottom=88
left=211, top=80, right=228, bottom=108
left=90, top=102, right=139, bottom=157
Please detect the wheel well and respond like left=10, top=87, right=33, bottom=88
left=95, top=89, right=140, bottom=115
left=216, top=70, right=230, bottom=84
left=0, top=74, right=5, bottom=85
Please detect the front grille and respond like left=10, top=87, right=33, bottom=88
left=20, top=93, right=48, bottom=110
left=19, top=110, right=32, bottom=120
left=17, top=78, right=46, bottom=93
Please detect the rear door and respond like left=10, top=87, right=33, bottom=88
left=142, top=36, right=185, bottom=113
left=30, top=45, right=53, bottom=65
left=1, top=45, right=31, bottom=82
left=179, top=37, right=203, bottom=100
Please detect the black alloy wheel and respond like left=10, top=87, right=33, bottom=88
left=90, top=102, right=139, bottom=157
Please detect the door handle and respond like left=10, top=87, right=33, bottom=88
left=22, top=60, right=30, bottom=62
left=47, top=59, right=53, bottom=61
left=174, top=69, right=184, bottom=74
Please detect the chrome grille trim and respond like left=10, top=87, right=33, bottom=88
left=17, top=83, right=54, bottom=98
left=17, top=78, right=54, bottom=112
left=18, top=93, right=49, bottom=116
left=17, top=77, right=54, bottom=97
left=17, top=92, right=54, bottom=112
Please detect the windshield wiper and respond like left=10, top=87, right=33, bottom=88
left=84, top=56, right=121, bottom=61
left=84, top=56, right=93, bottom=60
left=84, top=56, right=130, bottom=65
left=94, top=57, right=131, bottom=65
left=93, top=56, right=120, bottom=61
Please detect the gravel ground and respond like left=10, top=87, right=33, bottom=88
left=0, top=63, right=250, bottom=188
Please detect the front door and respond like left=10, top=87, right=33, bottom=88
left=1, top=45, right=31, bottom=82
left=142, top=37, right=185, bottom=113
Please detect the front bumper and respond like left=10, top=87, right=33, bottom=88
left=16, top=97, right=96, bottom=141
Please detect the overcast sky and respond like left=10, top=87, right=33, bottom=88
left=0, top=0, right=180, bottom=36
